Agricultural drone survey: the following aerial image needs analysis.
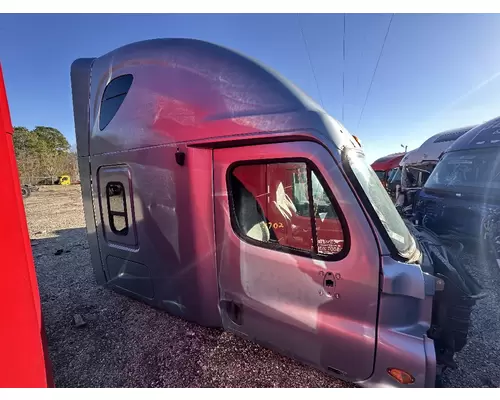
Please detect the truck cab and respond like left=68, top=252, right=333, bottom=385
left=395, top=126, right=476, bottom=216
left=70, top=38, right=482, bottom=388
left=414, top=116, right=500, bottom=269
left=371, top=152, right=405, bottom=196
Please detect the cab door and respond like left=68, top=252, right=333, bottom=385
left=214, top=140, right=381, bottom=381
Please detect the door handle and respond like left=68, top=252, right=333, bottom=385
left=322, top=272, right=341, bottom=299
left=323, top=272, right=336, bottom=288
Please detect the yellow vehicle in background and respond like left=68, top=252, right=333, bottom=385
left=55, top=175, right=71, bottom=185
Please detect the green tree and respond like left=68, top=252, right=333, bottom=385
left=12, top=126, right=74, bottom=185
left=32, top=126, right=70, bottom=153
left=13, top=126, right=41, bottom=155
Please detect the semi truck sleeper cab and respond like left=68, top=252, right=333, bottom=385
left=415, top=116, right=500, bottom=269
left=394, top=125, right=476, bottom=216
left=70, top=38, right=482, bottom=388
left=371, top=152, right=405, bottom=196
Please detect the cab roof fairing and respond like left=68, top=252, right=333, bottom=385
left=446, top=115, right=500, bottom=153
left=70, top=57, right=96, bottom=158
left=398, top=124, right=477, bottom=167
left=371, top=153, right=405, bottom=171
left=70, top=38, right=358, bottom=158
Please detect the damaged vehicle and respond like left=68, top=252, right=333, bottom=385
left=70, top=38, right=483, bottom=388
left=394, top=125, right=476, bottom=218
left=414, top=116, right=500, bottom=270
left=371, top=152, right=405, bottom=196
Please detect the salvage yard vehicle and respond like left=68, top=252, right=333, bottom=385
left=414, top=115, right=500, bottom=269
left=21, top=183, right=39, bottom=198
left=70, top=38, right=483, bottom=388
left=394, top=125, right=476, bottom=217
left=0, top=62, right=53, bottom=387
left=371, top=152, right=405, bottom=195
left=21, top=184, right=31, bottom=198
left=54, top=174, right=71, bottom=185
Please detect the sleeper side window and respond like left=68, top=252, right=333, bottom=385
left=99, top=74, right=134, bottom=131
left=106, top=182, right=129, bottom=236
left=229, top=161, right=346, bottom=259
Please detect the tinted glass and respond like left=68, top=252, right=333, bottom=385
left=230, top=161, right=345, bottom=256
left=100, top=94, right=127, bottom=131
left=102, top=74, right=133, bottom=100
left=99, top=74, right=133, bottom=130
left=374, top=170, right=385, bottom=180
left=389, top=167, right=401, bottom=183
left=425, top=148, right=500, bottom=195
left=311, top=171, right=344, bottom=255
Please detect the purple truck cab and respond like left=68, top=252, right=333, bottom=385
left=70, top=38, right=482, bottom=388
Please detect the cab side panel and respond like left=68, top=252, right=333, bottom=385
left=78, top=156, right=106, bottom=285
left=90, top=144, right=221, bottom=327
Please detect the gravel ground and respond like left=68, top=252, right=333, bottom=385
left=441, top=250, right=500, bottom=388
left=24, top=186, right=500, bottom=388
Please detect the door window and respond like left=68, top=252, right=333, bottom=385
left=228, top=160, right=347, bottom=259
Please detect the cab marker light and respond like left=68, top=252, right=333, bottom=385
left=352, top=135, right=362, bottom=147
left=387, top=368, right=415, bottom=385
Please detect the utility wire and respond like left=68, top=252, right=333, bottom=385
left=356, top=13, right=394, bottom=130
left=342, top=13, right=346, bottom=122
left=298, top=13, right=325, bottom=108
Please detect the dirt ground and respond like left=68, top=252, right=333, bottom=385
left=24, top=185, right=500, bottom=388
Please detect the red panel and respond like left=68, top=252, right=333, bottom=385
left=371, top=153, right=404, bottom=172
left=0, top=63, right=53, bottom=387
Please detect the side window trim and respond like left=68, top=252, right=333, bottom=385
left=226, top=157, right=350, bottom=262
left=306, top=165, right=319, bottom=254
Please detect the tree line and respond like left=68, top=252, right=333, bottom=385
left=13, top=126, right=79, bottom=185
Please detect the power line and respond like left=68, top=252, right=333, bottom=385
left=356, top=13, right=394, bottom=130
left=298, top=13, right=325, bottom=108
left=342, top=13, right=346, bottom=122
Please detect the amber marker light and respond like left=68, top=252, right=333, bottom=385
left=387, top=368, right=416, bottom=385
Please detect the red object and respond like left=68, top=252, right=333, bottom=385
left=0, top=63, right=53, bottom=387
left=371, top=152, right=405, bottom=186
left=233, top=162, right=345, bottom=252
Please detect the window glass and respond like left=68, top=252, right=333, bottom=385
left=389, top=167, right=401, bottom=183
left=345, top=150, right=415, bottom=257
left=425, top=148, right=500, bottom=195
left=106, top=182, right=128, bottom=236
left=229, top=161, right=345, bottom=257
left=102, top=74, right=133, bottom=101
left=374, top=170, right=386, bottom=180
left=311, top=171, right=344, bottom=255
left=108, top=183, right=126, bottom=213
left=112, top=215, right=127, bottom=232
left=99, top=74, right=133, bottom=130
left=291, top=165, right=309, bottom=217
